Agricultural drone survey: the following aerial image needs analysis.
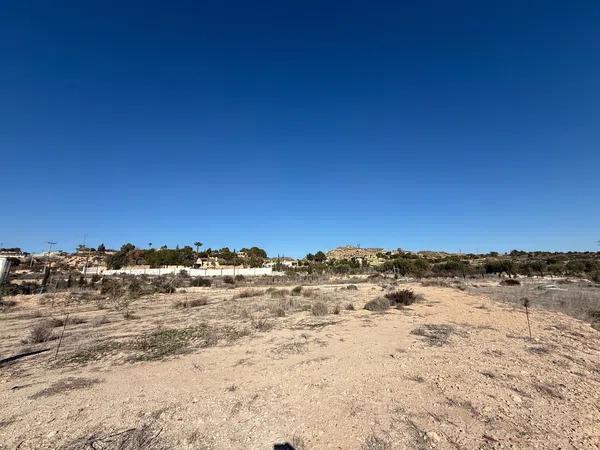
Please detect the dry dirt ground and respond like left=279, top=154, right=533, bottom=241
left=1, top=280, right=599, bottom=449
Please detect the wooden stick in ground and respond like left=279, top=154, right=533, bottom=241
left=522, top=297, right=532, bottom=339
left=525, top=306, right=532, bottom=339
left=55, top=313, right=69, bottom=357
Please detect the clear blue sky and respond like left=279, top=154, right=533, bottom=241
left=1, top=1, right=599, bottom=257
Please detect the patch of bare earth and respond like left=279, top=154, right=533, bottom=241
left=0, top=281, right=598, bottom=449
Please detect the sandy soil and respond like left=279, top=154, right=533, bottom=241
left=1, top=281, right=599, bottom=449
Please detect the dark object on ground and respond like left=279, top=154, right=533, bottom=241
left=0, top=348, right=51, bottom=367
left=385, top=289, right=417, bottom=306
left=500, top=279, right=521, bottom=286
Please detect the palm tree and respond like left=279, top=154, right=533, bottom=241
left=194, top=242, right=203, bottom=253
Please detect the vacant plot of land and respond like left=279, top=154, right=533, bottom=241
left=0, top=279, right=599, bottom=449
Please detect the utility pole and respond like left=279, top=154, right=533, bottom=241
left=82, top=233, right=90, bottom=277
left=45, top=241, right=57, bottom=269
left=46, top=241, right=57, bottom=264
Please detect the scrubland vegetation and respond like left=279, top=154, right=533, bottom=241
left=1, top=247, right=599, bottom=449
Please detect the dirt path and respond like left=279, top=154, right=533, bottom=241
left=1, top=283, right=599, bottom=449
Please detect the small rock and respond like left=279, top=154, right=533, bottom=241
left=426, top=431, right=442, bottom=442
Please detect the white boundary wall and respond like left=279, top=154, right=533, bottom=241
left=99, top=266, right=283, bottom=277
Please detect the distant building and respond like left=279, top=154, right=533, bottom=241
left=195, top=256, right=220, bottom=268
left=266, top=257, right=298, bottom=268
left=0, top=248, right=25, bottom=257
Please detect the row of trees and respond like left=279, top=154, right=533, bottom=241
left=293, top=249, right=600, bottom=282
left=105, top=243, right=268, bottom=270
left=377, top=256, right=600, bottom=281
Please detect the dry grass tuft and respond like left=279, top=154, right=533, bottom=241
left=362, top=433, right=391, bottom=450
left=251, top=317, right=274, bottom=331
left=291, top=285, right=303, bottom=296
left=234, top=289, right=263, bottom=299
left=25, top=321, right=57, bottom=343
left=364, top=297, right=390, bottom=312
left=91, top=315, right=111, bottom=327
left=411, top=324, right=455, bottom=346
left=421, top=279, right=451, bottom=288
left=0, top=298, right=17, bottom=310
left=267, top=288, right=290, bottom=298
left=173, top=297, right=208, bottom=308
left=48, top=316, right=87, bottom=328
left=311, top=301, right=329, bottom=316
left=301, top=288, right=320, bottom=298
left=59, top=422, right=165, bottom=450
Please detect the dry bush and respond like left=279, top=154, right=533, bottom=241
left=48, top=316, right=87, bottom=328
left=291, top=285, right=303, bottom=296
left=0, top=298, right=17, bottom=310
left=346, top=303, right=355, bottom=311
left=234, top=289, right=262, bottom=299
left=311, top=301, right=328, bottom=316
left=223, top=276, right=235, bottom=284
left=25, top=321, right=56, bottom=343
left=301, top=288, right=320, bottom=298
left=173, top=297, right=208, bottom=308
left=190, top=277, right=212, bottom=287
left=421, top=279, right=451, bottom=288
left=346, top=284, right=358, bottom=290
left=364, top=297, right=390, bottom=312
left=91, top=315, right=110, bottom=327
left=500, top=278, right=521, bottom=286
left=251, top=316, right=274, bottom=331
left=385, top=289, right=417, bottom=306
left=268, top=288, right=290, bottom=298
left=333, top=304, right=341, bottom=315
left=272, top=306, right=286, bottom=317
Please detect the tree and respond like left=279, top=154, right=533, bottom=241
left=314, top=251, right=327, bottom=262
left=97, top=243, right=106, bottom=253
left=148, top=242, right=153, bottom=248
left=120, top=243, right=135, bottom=253
left=194, top=242, right=203, bottom=253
